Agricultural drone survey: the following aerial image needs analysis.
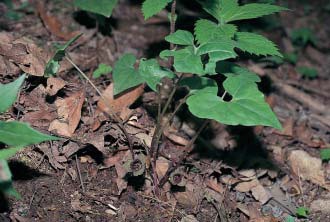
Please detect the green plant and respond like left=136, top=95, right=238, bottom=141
left=291, top=28, right=317, bottom=46
left=320, top=148, right=330, bottom=161
left=296, top=206, right=309, bottom=218
left=49, top=0, right=285, bottom=192
left=296, top=66, right=318, bottom=78
left=0, top=75, right=58, bottom=198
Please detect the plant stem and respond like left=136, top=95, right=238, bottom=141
left=158, top=120, right=209, bottom=188
left=169, top=0, right=177, bottom=52
left=65, top=55, right=135, bottom=160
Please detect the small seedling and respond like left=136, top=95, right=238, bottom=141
left=283, top=52, right=298, bottom=64
left=291, top=28, right=317, bottom=46
left=296, top=66, right=318, bottom=78
left=296, top=206, right=309, bottom=218
left=93, top=63, right=112, bottom=79
left=320, top=148, right=330, bottom=161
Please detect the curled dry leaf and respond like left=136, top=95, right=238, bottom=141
left=0, top=38, right=49, bottom=76
left=46, top=77, right=66, bottom=96
left=251, top=184, right=272, bottom=205
left=205, top=177, right=224, bottom=194
left=97, top=83, right=144, bottom=120
left=49, top=91, right=85, bottom=137
left=36, top=1, right=80, bottom=40
left=288, top=150, right=329, bottom=189
left=235, top=179, right=259, bottom=193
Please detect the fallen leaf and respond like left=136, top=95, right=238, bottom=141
left=174, top=190, right=198, bottom=208
left=71, top=191, right=92, bottom=213
left=235, top=179, right=259, bottom=193
left=115, top=162, right=128, bottom=195
left=163, top=130, right=189, bottom=146
left=155, top=157, right=170, bottom=179
left=251, top=184, right=272, bottom=204
left=0, top=38, right=49, bottom=76
left=274, top=117, right=294, bottom=137
left=62, top=141, right=81, bottom=158
left=181, top=215, right=199, bottom=222
left=97, top=83, right=144, bottom=120
left=36, top=1, right=80, bottom=40
left=46, top=77, right=66, bottom=96
left=49, top=91, right=85, bottom=137
left=205, top=177, right=224, bottom=194
left=288, top=150, right=329, bottom=189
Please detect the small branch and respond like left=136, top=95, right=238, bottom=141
left=158, top=120, right=209, bottom=188
left=65, top=55, right=135, bottom=160
left=75, top=154, right=85, bottom=193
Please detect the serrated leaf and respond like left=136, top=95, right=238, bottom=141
left=74, top=0, right=118, bottom=17
left=0, top=74, right=25, bottom=113
left=165, top=30, right=194, bottom=45
left=235, top=32, right=282, bottom=57
left=112, top=54, right=144, bottom=95
left=320, top=148, right=330, bottom=161
left=186, top=72, right=281, bottom=129
left=0, top=121, right=59, bottom=147
left=223, top=3, right=287, bottom=23
left=194, top=19, right=237, bottom=44
left=179, top=76, right=217, bottom=94
left=160, top=47, right=204, bottom=75
left=142, top=0, right=173, bottom=19
left=197, top=39, right=237, bottom=74
left=138, top=59, right=175, bottom=91
left=93, top=63, right=112, bottom=79
left=197, top=0, right=286, bottom=23
left=0, top=147, right=23, bottom=160
left=45, top=33, right=83, bottom=77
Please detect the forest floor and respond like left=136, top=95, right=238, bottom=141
left=0, top=0, right=330, bottom=221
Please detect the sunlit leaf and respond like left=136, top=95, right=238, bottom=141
left=0, top=74, right=25, bottom=113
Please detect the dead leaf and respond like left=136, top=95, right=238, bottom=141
left=205, top=177, right=224, bottom=194
left=97, top=83, right=144, bottom=120
left=0, top=39, right=49, bottom=76
left=235, top=179, right=259, bottom=193
left=274, top=118, right=294, bottom=137
left=251, top=184, right=272, bottom=204
left=22, top=109, right=57, bottom=128
left=174, top=190, right=198, bottom=208
left=71, top=191, right=92, bottom=213
left=36, top=1, right=80, bottom=40
left=288, top=150, right=329, bottom=189
left=62, top=141, right=81, bottom=158
left=181, top=215, right=199, bottom=222
left=163, top=130, right=189, bottom=146
left=155, top=157, right=170, bottom=179
left=46, top=77, right=66, bottom=96
left=49, top=91, right=85, bottom=137
left=115, top=162, right=128, bottom=195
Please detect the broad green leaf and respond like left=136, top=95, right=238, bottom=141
left=179, top=76, right=217, bottom=94
left=160, top=47, right=204, bottom=75
left=235, top=32, right=282, bottom=57
left=186, top=72, right=282, bottom=129
left=285, top=216, right=295, bottom=222
left=0, top=147, right=23, bottom=160
left=0, top=74, right=25, bottom=113
left=197, top=39, right=237, bottom=74
left=194, top=19, right=237, bottom=44
left=0, top=160, right=20, bottom=198
left=142, top=0, right=173, bottom=19
left=45, top=33, right=83, bottom=77
left=197, top=0, right=286, bottom=23
left=113, top=54, right=144, bottom=95
left=93, top=63, right=112, bottom=79
left=283, top=52, right=298, bottom=64
left=0, top=121, right=59, bottom=147
left=222, top=3, right=286, bottom=23
left=165, top=30, right=194, bottom=45
left=138, top=59, right=175, bottom=91
left=296, top=66, right=318, bottom=78
left=74, top=0, right=118, bottom=17
left=320, top=148, right=330, bottom=161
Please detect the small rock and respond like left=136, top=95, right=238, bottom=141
left=310, top=199, right=330, bottom=214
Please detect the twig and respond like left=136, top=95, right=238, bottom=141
left=65, top=55, right=135, bottom=160
left=75, top=154, right=85, bottom=193
left=158, top=120, right=209, bottom=188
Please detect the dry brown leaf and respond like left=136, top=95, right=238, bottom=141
left=49, top=91, right=85, bottom=137
left=163, top=130, right=189, bottom=146
left=288, top=150, right=329, bottom=189
left=205, top=177, right=224, bottom=194
left=46, top=77, right=66, bottom=96
left=36, top=1, right=80, bottom=40
left=0, top=39, right=49, bottom=76
left=115, top=162, right=128, bottom=195
left=274, top=117, right=294, bottom=137
left=155, top=157, right=170, bottom=179
left=97, top=83, right=144, bottom=120
left=22, top=109, right=57, bottom=128
left=103, top=151, right=126, bottom=168
left=235, top=179, right=259, bottom=193
left=174, top=190, right=199, bottom=208
left=251, top=184, right=272, bottom=204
